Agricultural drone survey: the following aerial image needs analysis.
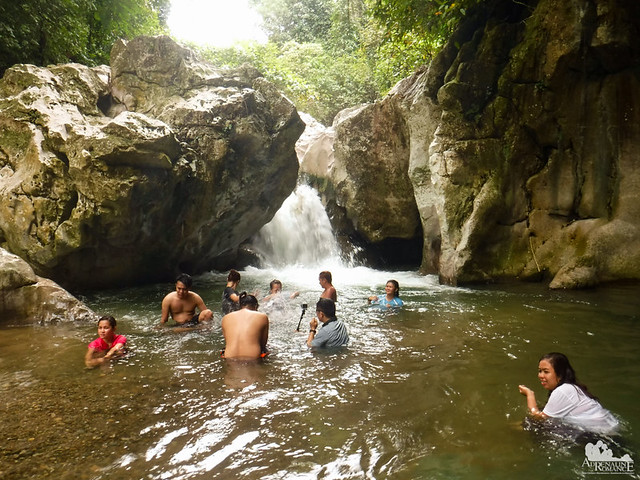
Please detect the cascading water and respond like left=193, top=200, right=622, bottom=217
left=250, top=184, right=341, bottom=267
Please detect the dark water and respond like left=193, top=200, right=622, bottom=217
left=1, top=266, right=639, bottom=479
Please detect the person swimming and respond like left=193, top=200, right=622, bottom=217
left=368, top=280, right=404, bottom=308
left=518, top=352, right=619, bottom=435
left=85, top=315, right=127, bottom=368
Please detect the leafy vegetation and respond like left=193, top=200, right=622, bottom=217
left=0, top=0, right=169, bottom=74
left=0, top=0, right=474, bottom=125
left=201, top=0, right=474, bottom=124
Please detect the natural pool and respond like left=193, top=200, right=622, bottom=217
left=1, top=266, right=639, bottom=479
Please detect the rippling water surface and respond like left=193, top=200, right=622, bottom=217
left=1, top=266, right=639, bottom=479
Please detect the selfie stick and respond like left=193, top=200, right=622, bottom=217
left=296, top=304, right=308, bottom=332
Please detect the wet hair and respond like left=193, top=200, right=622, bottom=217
left=540, top=352, right=596, bottom=400
left=316, top=298, right=336, bottom=318
left=387, top=279, right=400, bottom=297
left=98, top=315, right=117, bottom=328
left=227, top=269, right=241, bottom=283
left=319, top=271, right=332, bottom=283
left=270, top=279, right=282, bottom=290
left=176, top=273, right=193, bottom=288
left=239, top=292, right=259, bottom=309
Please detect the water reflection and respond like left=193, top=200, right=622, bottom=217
left=1, top=273, right=639, bottom=479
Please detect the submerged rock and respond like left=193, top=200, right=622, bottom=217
left=0, top=248, right=95, bottom=324
left=0, top=36, right=304, bottom=289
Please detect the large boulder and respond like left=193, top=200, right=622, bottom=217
left=0, top=36, right=304, bottom=289
left=0, top=247, right=95, bottom=325
left=331, top=102, right=420, bottom=244
left=300, top=100, right=423, bottom=268
left=308, top=0, right=640, bottom=287
left=409, top=0, right=640, bottom=288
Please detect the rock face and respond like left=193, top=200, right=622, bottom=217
left=300, top=103, right=423, bottom=268
left=315, top=0, right=640, bottom=287
left=0, top=36, right=304, bottom=289
left=410, top=0, right=640, bottom=288
left=0, top=247, right=95, bottom=325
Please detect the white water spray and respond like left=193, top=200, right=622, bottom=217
left=251, top=185, right=340, bottom=267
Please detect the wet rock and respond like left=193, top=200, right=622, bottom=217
left=0, top=247, right=96, bottom=325
left=339, top=0, right=640, bottom=287
left=300, top=101, right=423, bottom=268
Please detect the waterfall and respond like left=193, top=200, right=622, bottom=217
left=251, top=185, right=341, bottom=267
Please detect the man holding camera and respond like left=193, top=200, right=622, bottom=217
left=306, top=298, right=349, bottom=348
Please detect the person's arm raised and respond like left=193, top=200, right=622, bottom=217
left=518, top=385, right=548, bottom=418
left=306, top=317, right=318, bottom=347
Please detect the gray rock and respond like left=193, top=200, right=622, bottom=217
left=0, top=248, right=96, bottom=325
left=411, top=0, right=640, bottom=288
left=302, top=0, right=640, bottom=287
left=0, top=35, right=304, bottom=289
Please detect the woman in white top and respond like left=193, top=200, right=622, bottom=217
left=518, top=352, right=619, bottom=434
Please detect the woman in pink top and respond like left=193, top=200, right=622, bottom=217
left=85, top=315, right=127, bottom=368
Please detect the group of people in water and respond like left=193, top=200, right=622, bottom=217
left=85, top=270, right=355, bottom=367
left=85, top=271, right=621, bottom=437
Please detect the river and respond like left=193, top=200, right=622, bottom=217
left=1, top=187, right=639, bottom=479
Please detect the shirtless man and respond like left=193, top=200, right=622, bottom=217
left=221, top=293, right=269, bottom=359
left=318, top=270, right=337, bottom=302
left=161, top=273, right=213, bottom=327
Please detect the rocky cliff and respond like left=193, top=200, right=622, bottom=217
left=0, top=36, right=304, bottom=289
left=306, top=0, right=640, bottom=288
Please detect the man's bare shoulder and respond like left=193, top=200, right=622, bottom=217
left=224, top=309, right=268, bottom=323
left=163, top=291, right=178, bottom=302
left=321, top=287, right=337, bottom=298
left=253, top=311, right=269, bottom=323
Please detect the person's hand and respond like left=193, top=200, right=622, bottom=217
left=518, top=385, right=533, bottom=396
left=309, top=317, right=318, bottom=330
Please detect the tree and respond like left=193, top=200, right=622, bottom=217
left=200, top=39, right=378, bottom=125
left=251, top=0, right=333, bottom=44
left=367, top=0, right=473, bottom=49
left=0, top=0, right=168, bottom=75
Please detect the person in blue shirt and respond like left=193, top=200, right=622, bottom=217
left=368, top=280, right=404, bottom=308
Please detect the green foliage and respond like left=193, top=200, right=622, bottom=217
left=0, top=0, right=168, bottom=75
left=250, top=0, right=333, bottom=44
left=200, top=40, right=378, bottom=125
left=369, top=0, right=473, bottom=44
left=216, top=0, right=474, bottom=124
left=1, top=0, right=473, bottom=126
